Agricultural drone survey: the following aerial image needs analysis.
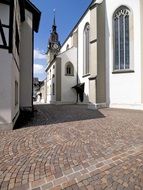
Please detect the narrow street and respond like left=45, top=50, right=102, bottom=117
left=0, top=105, right=143, bottom=190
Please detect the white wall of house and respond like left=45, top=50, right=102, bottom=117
left=20, top=10, right=33, bottom=110
left=61, top=28, right=78, bottom=53
left=0, top=0, right=40, bottom=129
left=11, top=0, right=21, bottom=121
left=60, top=47, right=77, bottom=103
left=0, top=52, right=19, bottom=130
left=52, top=64, right=56, bottom=102
left=0, top=1, right=21, bottom=129
left=140, top=0, right=143, bottom=104
left=0, top=3, right=11, bottom=127
left=77, top=10, right=90, bottom=104
left=105, top=0, right=143, bottom=109
left=0, top=51, right=12, bottom=129
left=0, top=3, right=9, bottom=24
left=42, top=79, right=47, bottom=103
left=36, top=79, right=47, bottom=103
left=61, top=36, right=73, bottom=53
left=47, top=62, right=56, bottom=103
left=11, top=56, right=20, bottom=122
left=46, top=48, right=77, bottom=104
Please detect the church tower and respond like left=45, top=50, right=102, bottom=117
left=47, top=14, right=61, bottom=63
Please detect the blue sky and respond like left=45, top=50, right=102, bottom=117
left=32, top=0, right=92, bottom=81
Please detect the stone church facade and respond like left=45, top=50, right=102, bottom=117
left=46, top=0, right=143, bottom=110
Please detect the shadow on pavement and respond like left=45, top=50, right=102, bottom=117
left=14, top=104, right=105, bottom=129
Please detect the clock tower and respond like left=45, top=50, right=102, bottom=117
left=47, top=14, right=61, bottom=63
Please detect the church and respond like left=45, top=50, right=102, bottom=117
left=46, top=0, right=143, bottom=110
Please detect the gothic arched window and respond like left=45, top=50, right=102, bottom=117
left=52, top=83, right=55, bottom=95
left=65, top=62, right=74, bottom=76
left=113, top=6, right=130, bottom=71
left=83, top=23, right=90, bottom=75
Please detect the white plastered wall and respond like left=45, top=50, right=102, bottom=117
left=11, top=0, right=21, bottom=121
left=105, top=0, right=143, bottom=109
left=0, top=50, right=12, bottom=129
left=77, top=10, right=90, bottom=104
left=46, top=61, right=56, bottom=103
left=0, top=1, right=21, bottom=129
left=11, top=56, right=20, bottom=122
left=20, top=10, right=33, bottom=109
left=60, top=47, right=77, bottom=103
left=61, top=37, right=73, bottom=53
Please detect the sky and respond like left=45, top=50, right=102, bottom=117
left=32, top=0, right=92, bottom=81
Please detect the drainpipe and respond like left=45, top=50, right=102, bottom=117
left=76, top=29, right=79, bottom=103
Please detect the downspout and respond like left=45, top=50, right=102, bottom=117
left=76, top=29, right=79, bottom=103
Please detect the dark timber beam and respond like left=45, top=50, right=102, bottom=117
left=0, top=19, right=7, bottom=47
left=9, top=0, right=14, bottom=53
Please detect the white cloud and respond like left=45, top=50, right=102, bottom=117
left=34, top=64, right=45, bottom=75
left=34, top=49, right=46, bottom=60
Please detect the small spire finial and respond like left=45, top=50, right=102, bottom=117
left=53, top=9, right=56, bottom=26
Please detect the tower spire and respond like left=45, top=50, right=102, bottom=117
left=53, top=9, right=56, bottom=26
left=52, top=9, right=56, bottom=32
left=47, top=9, right=61, bottom=55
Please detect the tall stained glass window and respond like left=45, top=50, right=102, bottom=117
left=113, top=6, right=130, bottom=70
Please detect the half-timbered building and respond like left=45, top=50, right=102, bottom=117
left=0, top=0, right=41, bottom=129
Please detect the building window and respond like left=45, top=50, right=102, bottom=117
left=52, top=83, right=55, bottom=95
left=50, top=69, right=51, bottom=79
left=15, top=81, right=18, bottom=106
left=53, top=65, right=55, bottom=69
left=113, top=6, right=130, bottom=71
left=66, top=44, right=69, bottom=50
left=65, top=62, right=74, bottom=76
left=15, top=23, right=20, bottom=54
left=83, top=23, right=90, bottom=75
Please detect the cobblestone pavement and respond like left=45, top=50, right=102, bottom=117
left=0, top=104, right=143, bottom=190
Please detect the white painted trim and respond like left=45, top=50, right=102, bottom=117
left=110, top=103, right=143, bottom=110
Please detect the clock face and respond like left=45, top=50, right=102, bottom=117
left=53, top=43, right=59, bottom=49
